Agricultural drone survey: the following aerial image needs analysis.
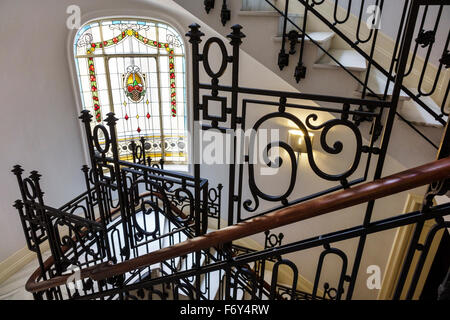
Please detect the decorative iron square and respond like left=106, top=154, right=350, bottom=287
left=203, top=95, right=227, bottom=122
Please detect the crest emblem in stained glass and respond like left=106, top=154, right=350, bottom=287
left=123, top=65, right=146, bottom=103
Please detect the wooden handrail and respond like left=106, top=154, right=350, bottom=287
left=25, top=157, right=450, bottom=293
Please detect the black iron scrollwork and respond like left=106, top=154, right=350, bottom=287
left=440, top=50, right=450, bottom=69
left=134, top=200, right=161, bottom=241
left=264, top=230, right=284, bottom=249
left=52, top=210, right=106, bottom=268
left=232, top=265, right=258, bottom=300
left=243, top=108, right=363, bottom=213
left=171, top=187, right=195, bottom=223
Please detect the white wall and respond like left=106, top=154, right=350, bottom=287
left=0, top=0, right=88, bottom=261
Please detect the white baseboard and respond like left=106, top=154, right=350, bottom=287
left=0, top=247, right=37, bottom=285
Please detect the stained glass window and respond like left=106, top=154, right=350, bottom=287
left=73, top=19, right=187, bottom=163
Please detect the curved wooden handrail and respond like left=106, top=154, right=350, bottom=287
left=26, top=157, right=450, bottom=293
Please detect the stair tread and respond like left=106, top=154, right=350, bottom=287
left=355, top=70, right=446, bottom=127
left=272, top=31, right=335, bottom=44
left=355, top=68, right=410, bottom=100
left=398, top=91, right=448, bottom=128
left=238, top=10, right=280, bottom=17
left=314, top=49, right=367, bottom=72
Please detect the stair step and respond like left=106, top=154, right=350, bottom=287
left=241, top=0, right=287, bottom=13
left=272, top=31, right=335, bottom=45
left=263, top=268, right=300, bottom=293
left=263, top=269, right=273, bottom=296
left=436, top=195, right=450, bottom=207
left=398, top=90, right=448, bottom=128
left=354, top=69, right=446, bottom=126
left=238, top=10, right=280, bottom=17
left=314, top=49, right=367, bottom=72
left=355, top=68, right=410, bottom=101
left=277, top=13, right=304, bottom=36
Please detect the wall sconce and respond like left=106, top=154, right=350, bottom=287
left=288, top=130, right=314, bottom=155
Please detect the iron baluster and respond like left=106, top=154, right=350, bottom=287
left=333, top=0, right=352, bottom=25
left=312, top=244, right=348, bottom=300
left=278, top=0, right=290, bottom=70
left=79, top=110, right=113, bottom=261
left=294, top=0, right=308, bottom=83
left=204, top=0, right=215, bottom=14
left=220, top=0, right=231, bottom=26
left=393, top=119, right=450, bottom=299
left=105, top=113, right=132, bottom=260
left=346, top=0, right=422, bottom=299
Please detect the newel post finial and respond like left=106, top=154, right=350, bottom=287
left=30, top=171, right=45, bottom=199
left=105, top=112, right=118, bottom=127
left=12, top=165, right=24, bottom=177
left=81, top=165, right=89, bottom=174
left=13, top=199, right=24, bottom=210
left=79, top=110, right=93, bottom=123
left=12, top=165, right=26, bottom=203
left=227, top=24, right=246, bottom=46
left=29, top=170, right=42, bottom=182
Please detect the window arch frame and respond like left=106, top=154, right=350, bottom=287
left=68, top=15, right=192, bottom=169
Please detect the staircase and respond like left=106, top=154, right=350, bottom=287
left=175, top=0, right=449, bottom=146
left=9, top=0, right=450, bottom=301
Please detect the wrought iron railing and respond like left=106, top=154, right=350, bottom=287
left=12, top=115, right=223, bottom=299
left=203, top=0, right=449, bottom=148
left=16, top=155, right=450, bottom=299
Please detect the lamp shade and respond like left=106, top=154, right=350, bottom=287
left=288, top=130, right=314, bottom=154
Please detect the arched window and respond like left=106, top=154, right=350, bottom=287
left=73, top=18, right=187, bottom=164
